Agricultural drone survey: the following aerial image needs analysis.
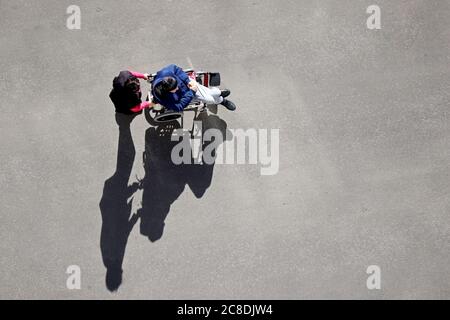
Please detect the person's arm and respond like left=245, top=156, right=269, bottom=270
left=169, top=90, right=195, bottom=112
left=130, top=101, right=152, bottom=113
left=129, top=71, right=149, bottom=80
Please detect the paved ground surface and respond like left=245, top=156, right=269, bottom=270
left=1, top=0, right=449, bottom=299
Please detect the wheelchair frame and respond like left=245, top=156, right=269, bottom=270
left=146, top=69, right=221, bottom=125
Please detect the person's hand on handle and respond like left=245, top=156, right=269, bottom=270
left=141, top=101, right=155, bottom=111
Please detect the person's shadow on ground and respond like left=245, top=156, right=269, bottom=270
left=99, top=113, right=141, bottom=292
left=139, top=109, right=229, bottom=241
left=100, top=108, right=229, bottom=292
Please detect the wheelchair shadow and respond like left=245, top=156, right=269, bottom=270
left=99, top=112, right=141, bottom=292
left=99, top=109, right=230, bottom=292
left=139, top=109, right=230, bottom=242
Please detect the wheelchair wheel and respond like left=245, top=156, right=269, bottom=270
left=153, top=111, right=183, bottom=123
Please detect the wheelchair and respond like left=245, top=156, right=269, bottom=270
left=145, top=69, right=221, bottom=125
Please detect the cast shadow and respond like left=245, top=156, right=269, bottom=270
left=99, top=112, right=140, bottom=292
left=99, top=108, right=229, bottom=292
left=138, top=109, right=229, bottom=242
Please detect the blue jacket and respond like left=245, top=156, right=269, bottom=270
left=152, top=64, right=195, bottom=112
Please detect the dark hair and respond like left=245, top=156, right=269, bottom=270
left=125, top=77, right=140, bottom=93
left=154, top=76, right=178, bottom=97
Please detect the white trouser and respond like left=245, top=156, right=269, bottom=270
left=193, top=84, right=223, bottom=105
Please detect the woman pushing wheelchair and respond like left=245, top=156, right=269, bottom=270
left=110, top=64, right=236, bottom=115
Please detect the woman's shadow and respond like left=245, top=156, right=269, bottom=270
left=99, top=113, right=141, bottom=292
left=99, top=108, right=229, bottom=292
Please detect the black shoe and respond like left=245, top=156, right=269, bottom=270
left=220, top=89, right=231, bottom=98
left=221, top=99, right=236, bottom=111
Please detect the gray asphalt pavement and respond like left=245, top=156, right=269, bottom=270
left=0, top=0, right=449, bottom=299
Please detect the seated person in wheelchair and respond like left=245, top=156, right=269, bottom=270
left=151, top=64, right=236, bottom=112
